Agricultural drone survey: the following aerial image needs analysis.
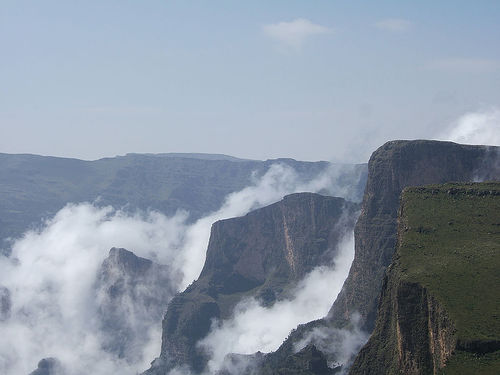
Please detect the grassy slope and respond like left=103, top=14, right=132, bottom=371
left=399, top=182, right=500, bottom=374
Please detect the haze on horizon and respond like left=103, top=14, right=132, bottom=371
left=1, top=1, right=500, bottom=162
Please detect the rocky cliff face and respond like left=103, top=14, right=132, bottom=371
left=349, top=183, right=500, bottom=374
left=145, top=193, right=359, bottom=374
left=258, top=140, right=500, bottom=374
left=95, top=247, right=179, bottom=361
left=328, top=140, right=500, bottom=332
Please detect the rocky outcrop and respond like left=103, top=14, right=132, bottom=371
left=95, top=247, right=179, bottom=361
left=349, top=183, right=500, bottom=374
left=28, top=358, right=64, bottom=375
left=145, top=193, right=359, bottom=374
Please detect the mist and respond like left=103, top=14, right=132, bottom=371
left=438, top=108, right=500, bottom=146
left=0, top=162, right=362, bottom=375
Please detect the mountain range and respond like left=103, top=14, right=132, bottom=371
left=0, top=141, right=498, bottom=375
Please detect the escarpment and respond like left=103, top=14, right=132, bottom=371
left=349, top=183, right=500, bottom=374
left=145, top=193, right=359, bottom=374
left=259, top=140, right=500, bottom=374
left=328, top=140, right=500, bottom=332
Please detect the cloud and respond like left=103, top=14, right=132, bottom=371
left=0, top=162, right=365, bottom=375
left=374, top=18, right=412, bottom=32
left=0, top=204, right=186, bottom=375
left=427, top=58, right=500, bottom=73
left=438, top=108, right=500, bottom=146
left=263, top=18, right=331, bottom=49
left=198, top=230, right=357, bottom=374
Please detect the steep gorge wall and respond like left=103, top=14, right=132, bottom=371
left=328, top=140, right=500, bottom=331
left=145, top=193, right=359, bottom=374
left=259, top=141, right=500, bottom=374
left=350, top=183, right=500, bottom=374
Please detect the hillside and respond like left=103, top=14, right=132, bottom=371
left=349, top=183, right=500, bottom=374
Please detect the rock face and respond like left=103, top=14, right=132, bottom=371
left=146, top=193, right=359, bottom=374
left=95, top=247, right=179, bottom=361
left=349, top=183, right=500, bottom=374
left=259, top=140, right=500, bottom=374
left=328, top=140, right=500, bottom=332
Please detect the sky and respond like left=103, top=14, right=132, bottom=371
left=1, top=0, right=499, bottom=162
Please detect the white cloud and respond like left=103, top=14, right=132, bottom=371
left=263, top=18, right=331, bottom=49
left=0, top=204, right=184, bottom=375
left=374, top=18, right=412, bottom=32
left=438, top=108, right=500, bottom=146
left=427, top=58, right=500, bottom=73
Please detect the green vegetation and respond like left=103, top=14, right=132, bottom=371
left=349, top=182, right=500, bottom=375
left=400, top=183, right=500, bottom=342
left=399, top=182, right=500, bottom=372
left=439, top=350, right=500, bottom=375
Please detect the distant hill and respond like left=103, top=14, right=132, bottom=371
left=0, top=152, right=367, bottom=253
left=126, top=152, right=254, bottom=162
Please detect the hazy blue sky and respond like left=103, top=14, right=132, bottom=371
left=1, top=1, right=499, bottom=162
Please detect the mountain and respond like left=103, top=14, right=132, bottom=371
left=0, top=152, right=367, bottom=253
left=144, top=193, right=359, bottom=374
left=256, top=140, right=500, bottom=373
left=328, top=140, right=499, bottom=331
left=349, top=182, right=500, bottom=374
left=95, top=247, right=179, bottom=361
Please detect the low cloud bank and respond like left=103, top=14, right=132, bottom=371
left=0, top=204, right=180, bottom=374
left=0, top=163, right=362, bottom=374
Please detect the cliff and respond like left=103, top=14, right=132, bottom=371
left=259, top=140, right=500, bottom=373
left=328, top=140, right=499, bottom=332
left=349, top=183, right=500, bottom=374
left=145, top=193, right=359, bottom=374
